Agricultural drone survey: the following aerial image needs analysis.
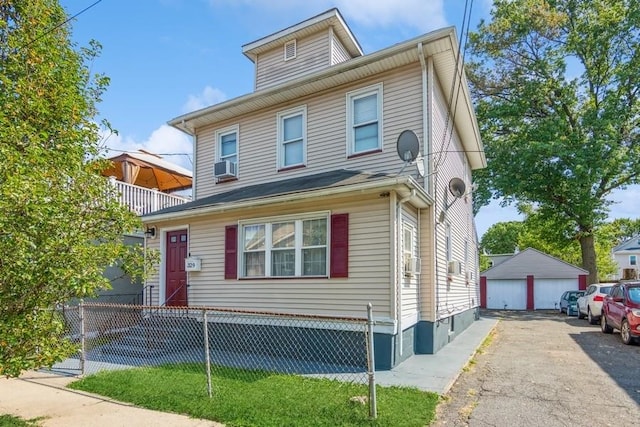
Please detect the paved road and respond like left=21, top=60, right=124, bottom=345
left=433, top=310, right=640, bottom=426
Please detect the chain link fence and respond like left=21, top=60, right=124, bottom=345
left=53, top=302, right=377, bottom=416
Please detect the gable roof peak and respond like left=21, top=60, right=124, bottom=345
left=242, top=8, right=363, bottom=62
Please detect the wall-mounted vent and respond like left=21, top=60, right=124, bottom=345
left=214, top=160, right=236, bottom=179
left=448, top=260, right=462, bottom=275
left=284, top=40, right=296, bottom=61
left=404, top=256, right=421, bottom=277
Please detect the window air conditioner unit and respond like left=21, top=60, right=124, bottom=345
left=465, top=270, right=473, bottom=282
left=214, top=160, right=236, bottom=179
left=448, top=260, right=462, bottom=275
left=404, top=256, right=421, bottom=277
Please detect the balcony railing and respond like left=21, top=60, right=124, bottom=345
left=110, top=178, right=191, bottom=216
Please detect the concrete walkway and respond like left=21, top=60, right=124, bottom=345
left=0, top=371, right=221, bottom=427
left=0, top=316, right=498, bottom=425
left=376, top=315, right=499, bottom=394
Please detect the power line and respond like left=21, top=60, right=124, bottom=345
left=19, top=0, right=102, bottom=50
left=434, top=0, right=474, bottom=173
left=104, top=148, right=192, bottom=157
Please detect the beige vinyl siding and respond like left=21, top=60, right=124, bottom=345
left=419, top=207, right=436, bottom=321
left=255, top=30, right=331, bottom=91
left=400, top=205, right=419, bottom=326
left=194, top=64, right=424, bottom=199
left=146, top=193, right=393, bottom=318
left=331, top=31, right=351, bottom=65
left=194, top=130, right=215, bottom=199
left=431, top=73, right=478, bottom=320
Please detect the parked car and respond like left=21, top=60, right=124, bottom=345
left=577, top=283, right=615, bottom=324
left=559, top=290, right=584, bottom=316
left=601, top=282, right=640, bottom=345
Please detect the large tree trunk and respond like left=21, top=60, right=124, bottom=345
left=579, top=234, right=598, bottom=285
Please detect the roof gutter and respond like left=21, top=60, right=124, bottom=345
left=143, top=175, right=433, bottom=223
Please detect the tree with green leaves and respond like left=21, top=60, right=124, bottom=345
left=0, top=1, right=148, bottom=377
left=480, top=221, right=525, bottom=254
left=470, top=0, right=640, bottom=285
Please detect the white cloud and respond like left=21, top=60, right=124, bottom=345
left=100, top=124, right=193, bottom=171
left=209, top=0, right=446, bottom=32
left=182, top=86, right=227, bottom=113
left=334, top=0, right=446, bottom=32
left=608, top=185, right=640, bottom=220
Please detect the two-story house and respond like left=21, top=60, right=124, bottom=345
left=142, top=9, right=485, bottom=369
left=612, top=236, right=640, bottom=280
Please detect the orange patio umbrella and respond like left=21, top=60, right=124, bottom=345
left=101, top=150, right=193, bottom=192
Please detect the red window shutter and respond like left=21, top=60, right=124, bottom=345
left=330, top=213, right=349, bottom=278
left=225, top=225, right=238, bottom=279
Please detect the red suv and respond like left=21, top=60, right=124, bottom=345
left=601, top=282, right=640, bottom=345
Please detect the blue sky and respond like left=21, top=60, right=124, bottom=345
left=60, top=0, right=638, bottom=237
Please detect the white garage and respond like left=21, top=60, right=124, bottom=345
left=481, top=248, right=588, bottom=310
left=533, top=278, right=579, bottom=309
left=486, top=279, right=527, bottom=310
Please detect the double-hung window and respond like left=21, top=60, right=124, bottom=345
left=403, top=224, right=415, bottom=276
left=241, top=214, right=328, bottom=277
left=347, top=83, right=382, bottom=156
left=277, top=106, right=306, bottom=169
left=631, top=255, right=637, bottom=266
left=216, top=125, right=238, bottom=169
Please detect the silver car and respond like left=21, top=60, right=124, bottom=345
left=577, top=283, right=615, bottom=324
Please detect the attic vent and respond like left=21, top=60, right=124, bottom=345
left=284, top=40, right=296, bottom=61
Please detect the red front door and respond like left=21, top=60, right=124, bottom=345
left=165, top=229, right=188, bottom=306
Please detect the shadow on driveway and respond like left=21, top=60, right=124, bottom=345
left=568, top=321, right=640, bottom=406
left=482, top=309, right=640, bottom=406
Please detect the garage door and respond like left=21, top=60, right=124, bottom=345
left=534, top=278, right=578, bottom=310
left=486, top=279, right=527, bottom=310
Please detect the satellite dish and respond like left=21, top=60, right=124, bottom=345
left=396, top=130, right=420, bottom=162
left=448, top=177, right=466, bottom=198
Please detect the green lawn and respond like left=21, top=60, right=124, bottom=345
left=69, top=364, right=438, bottom=426
left=0, top=415, right=40, bottom=427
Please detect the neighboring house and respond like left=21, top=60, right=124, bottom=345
left=142, top=9, right=485, bottom=369
left=480, top=248, right=588, bottom=310
left=611, top=236, right=640, bottom=280
left=96, top=150, right=192, bottom=304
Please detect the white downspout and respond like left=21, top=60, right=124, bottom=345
left=396, top=189, right=416, bottom=357
left=418, top=43, right=432, bottom=196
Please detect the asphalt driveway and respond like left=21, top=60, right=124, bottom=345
left=433, top=310, right=640, bottom=426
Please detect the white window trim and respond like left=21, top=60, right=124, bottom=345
left=215, top=124, right=239, bottom=167
left=630, top=255, right=637, bottom=266
left=276, top=105, right=307, bottom=170
left=239, top=211, right=329, bottom=278
left=403, top=223, right=416, bottom=276
left=346, top=83, right=383, bottom=157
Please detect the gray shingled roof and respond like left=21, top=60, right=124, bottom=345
left=482, top=247, right=588, bottom=279
left=143, top=169, right=399, bottom=219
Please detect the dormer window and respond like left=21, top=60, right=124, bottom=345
left=284, top=40, right=296, bottom=61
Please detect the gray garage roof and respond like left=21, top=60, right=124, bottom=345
left=482, top=248, right=588, bottom=280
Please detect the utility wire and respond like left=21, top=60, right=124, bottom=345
left=434, top=0, right=474, bottom=172
left=19, top=0, right=102, bottom=50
